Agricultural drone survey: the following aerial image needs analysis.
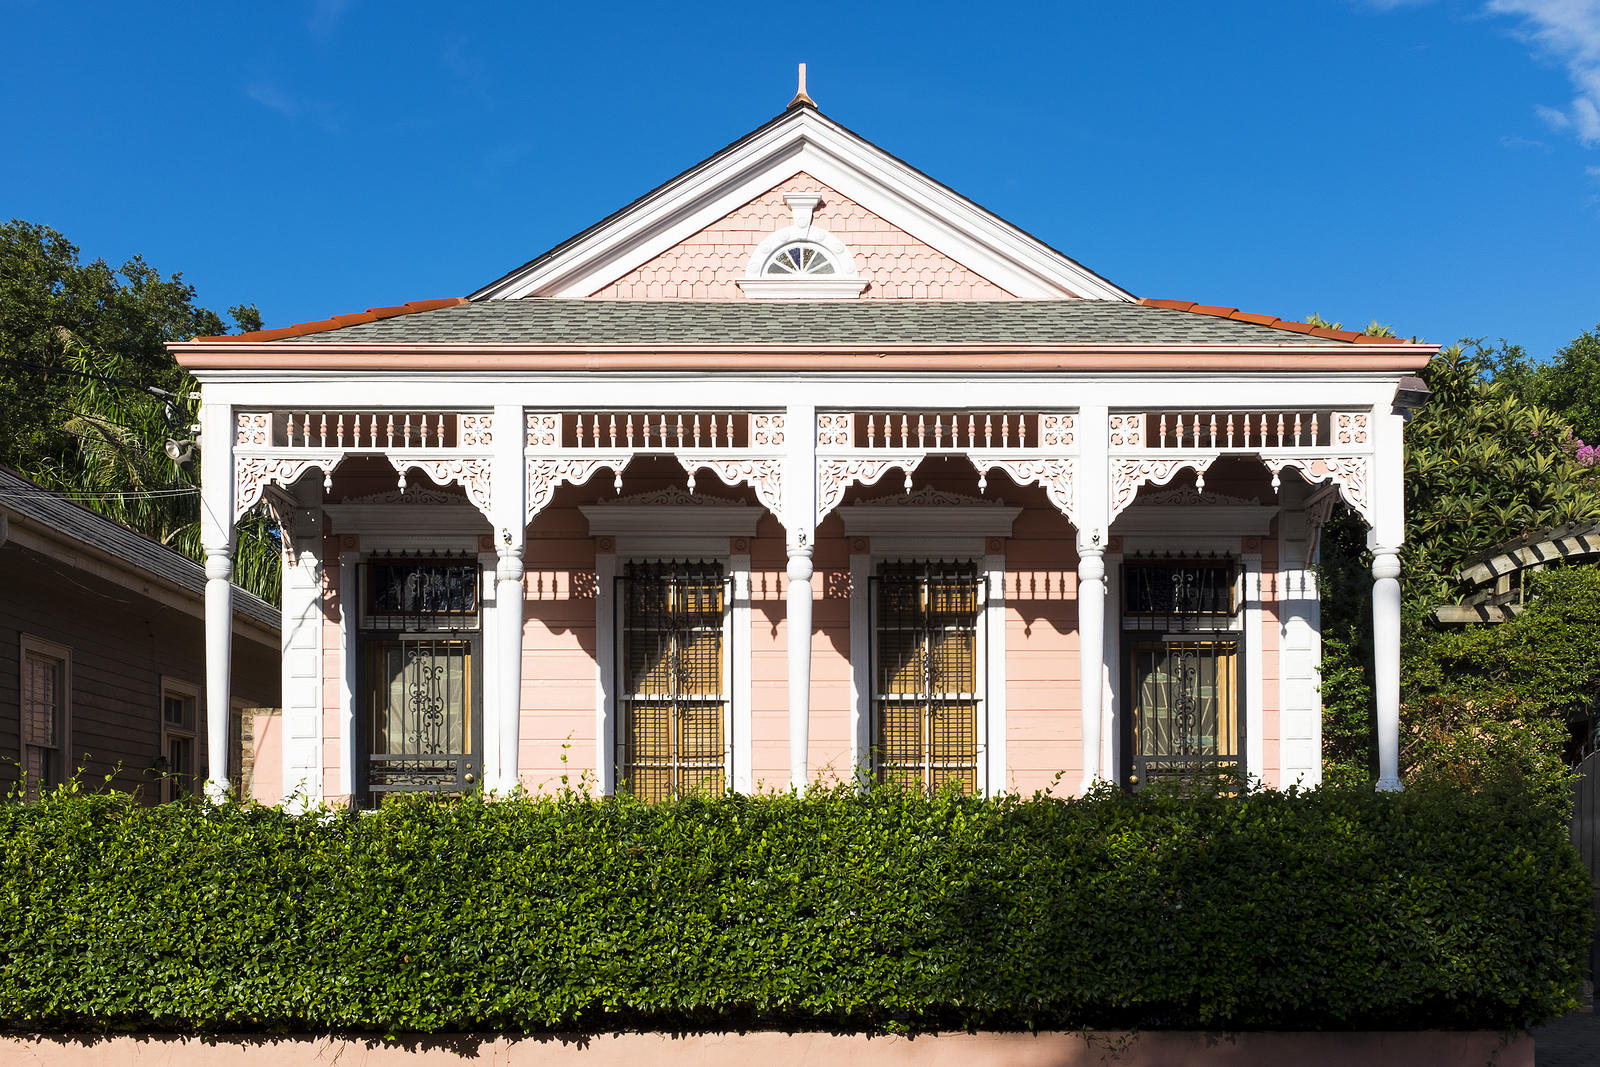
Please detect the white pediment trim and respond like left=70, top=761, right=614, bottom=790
left=472, top=108, right=1133, bottom=303
left=853, top=487, right=1003, bottom=508
left=337, top=487, right=469, bottom=506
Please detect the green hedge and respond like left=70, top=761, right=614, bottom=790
left=0, top=783, right=1590, bottom=1034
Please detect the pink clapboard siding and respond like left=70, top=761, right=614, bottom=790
left=587, top=172, right=1017, bottom=301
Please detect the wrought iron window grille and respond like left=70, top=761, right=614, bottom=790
left=615, top=559, right=732, bottom=802
left=363, top=553, right=481, bottom=632
left=869, top=559, right=984, bottom=795
left=1121, top=559, right=1244, bottom=791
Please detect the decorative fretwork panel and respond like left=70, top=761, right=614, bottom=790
left=236, top=411, right=490, bottom=449
left=872, top=560, right=982, bottom=795
left=618, top=561, right=730, bottom=802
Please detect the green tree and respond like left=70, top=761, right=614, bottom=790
left=1, top=220, right=279, bottom=602
left=1318, top=330, right=1600, bottom=787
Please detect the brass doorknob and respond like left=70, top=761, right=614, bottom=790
left=1128, top=774, right=1140, bottom=786
left=464, top=773, right=475, bottom=784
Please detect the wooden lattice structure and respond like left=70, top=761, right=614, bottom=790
left=1432, top=520, right=1600, bottom=625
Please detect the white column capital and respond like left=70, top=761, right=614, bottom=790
left=1370, top=548, right=1402, bottom=581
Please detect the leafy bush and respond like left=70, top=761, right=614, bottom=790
left=0, top=785, right=1590, bottom=1035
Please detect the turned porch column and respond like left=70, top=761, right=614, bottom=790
left=786, top=402, right=817, bottom=792
left=199, top=401, right=235, bottom=802
left=1076, top=404, right=1110, bottom=793
left=490, top=403, right=528, bottom=793
left=1372, top=548, right=1403, bottom=791
left=1077, top=534, right=1106, bottom=792
left=1370, top=400, right=1407, bottom=793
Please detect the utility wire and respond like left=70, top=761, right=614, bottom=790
left=0, top=354, right=192, bottom=400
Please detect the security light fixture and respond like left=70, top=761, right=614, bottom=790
left=1393, top=376, right=1431, bottom=410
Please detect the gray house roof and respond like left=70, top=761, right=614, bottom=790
left=0, top=467, right=280, bottom=632
left=282, top=300, right=1351, bottom=347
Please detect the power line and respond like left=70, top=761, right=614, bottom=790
left=0, top=354, right=191, bottom=400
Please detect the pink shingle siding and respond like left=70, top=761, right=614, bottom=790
left=587, top=173, right=1016, bottom=301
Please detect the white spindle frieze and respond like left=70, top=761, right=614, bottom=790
left=231, top=409, right=495, bottom=522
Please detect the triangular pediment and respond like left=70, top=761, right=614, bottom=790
left=473, top=107, right=1132, bottom=303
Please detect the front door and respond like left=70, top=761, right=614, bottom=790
left=364, top=637, right=481, bottom=797
left=1126, top=637, right=1241, bottom=789
left=358, top=557, right=483, bottom=802
left=1121, top=559, right=1244, bottom=790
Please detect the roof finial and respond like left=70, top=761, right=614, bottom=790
left=788, top=62, right=815, bottom=110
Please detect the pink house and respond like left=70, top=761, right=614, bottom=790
left=172, top=92, right=1435, bottom=807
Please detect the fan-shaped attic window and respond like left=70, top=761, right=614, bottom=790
left=764, top=243, right=836, bottom=276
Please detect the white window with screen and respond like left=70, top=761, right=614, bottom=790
left=160, top=677, right=200, bottom=802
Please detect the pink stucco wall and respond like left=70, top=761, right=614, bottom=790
left=587, top=172, right=1017, bottom=301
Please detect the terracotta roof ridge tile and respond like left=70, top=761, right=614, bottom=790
left=194, top=297, right=468, bottom=342
left=1136, top=297, right=1412, bottom=344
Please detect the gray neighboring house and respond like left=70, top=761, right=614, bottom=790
left=0, top=466, right=279, bottom=801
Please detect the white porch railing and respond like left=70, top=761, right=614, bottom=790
left=236, top=411, right=493, bottom=450
left=1141, top=410, right=1332, bottom=449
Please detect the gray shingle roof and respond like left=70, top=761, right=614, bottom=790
left=283, top=300, right=1350, bottom=347
left=0, top=467, right=280, bottom=633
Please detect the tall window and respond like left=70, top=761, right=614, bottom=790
left=873, top=560, right=982, bottom=794
left=361, top=557, right=482, bottom=800
left=161, top=681, right=199, bottom=802
left=1122, top=560, right=1243, bottom=789
left=618, top=560, right=728, bottom=801
left=21, top=639, right=69, bottom=801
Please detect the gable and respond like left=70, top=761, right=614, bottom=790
left=474, top=106, right=1133, bottom=302
left=589, top=172, right=1016, bottom=300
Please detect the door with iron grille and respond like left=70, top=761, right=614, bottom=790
left=871, top=560, right=983, bottom=794
left=1120, top=559, right=1244, bottom=789
left=617, top=560, right=730, bottom=801
left=358, top=557, right=483, bottom=801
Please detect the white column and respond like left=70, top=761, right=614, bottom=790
left=983, top=550, right=1007, bottom=796
left=1369, top=401, right=1407, bottom=793
left=849, top=548, right=872, bottom=783
left=337, top=551, right=358, bottom=804
left=1077, top=535, right=1106, bottom=793
left=199, top=402, right=235, bottom=802
left=730, top=551, right=753, bottom=794
left=496, top=550, right=525, bottom=793
left=787, top=545, right=814, bottom=792
left=1075, top=404, right=1110, bottom=795
left=594, top=549, right=617, bottom=795
left=1243, top=553, right=1264, bottom=785
left=786, top=402, right=817, bottom=793
left=1372, top=548, right=1403, bottom=791
left=492, top=402, right=528, bottom=795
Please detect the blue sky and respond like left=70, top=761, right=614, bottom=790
left=2, top=0, right=1597, bottom=358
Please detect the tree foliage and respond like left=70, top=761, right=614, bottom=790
left=1319, top=329, right=1600, bottom=788
left=0, top=220, right=280, bottom=602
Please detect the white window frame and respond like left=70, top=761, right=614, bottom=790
left=19, top=635, right=71, bottom=801
left=840, top=500, right=1019, bottom=796
left=582, top=501, right=763, bottom=795
left=160, top=676, right=201, bottom=803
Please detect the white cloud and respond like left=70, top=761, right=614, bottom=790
left=308, top=0, right=355, bottom=41
left=245, top=82, right=298, bottom=118
left=1486, top=0, right=1600, bottom=146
